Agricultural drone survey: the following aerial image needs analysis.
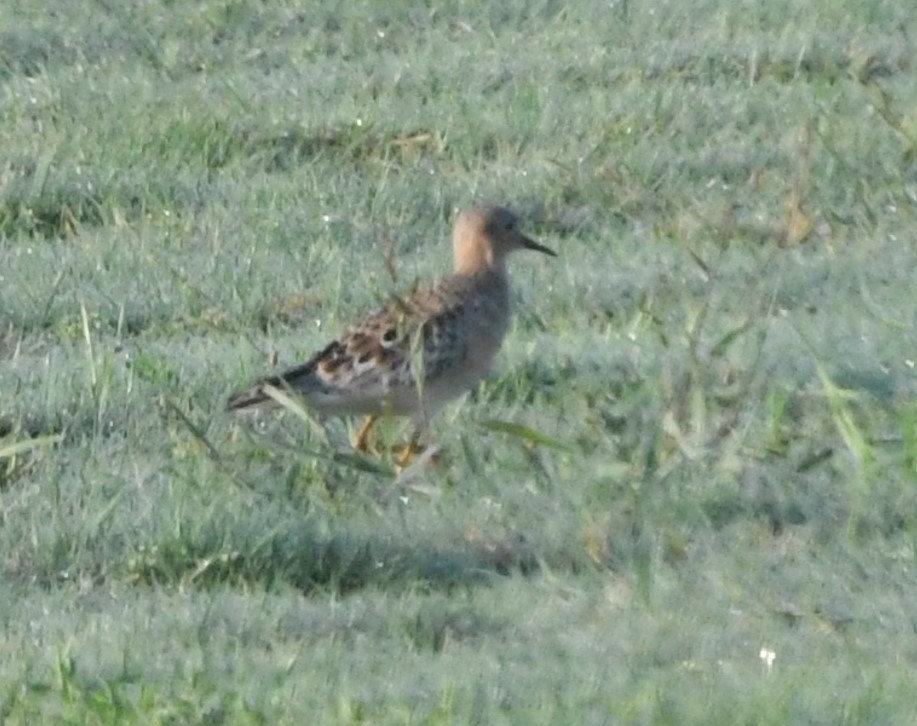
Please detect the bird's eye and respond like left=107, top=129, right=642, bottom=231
left=503, top=218, right=515, bottom=231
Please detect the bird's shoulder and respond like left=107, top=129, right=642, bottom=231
left=310, top=275, right=475, bottom=385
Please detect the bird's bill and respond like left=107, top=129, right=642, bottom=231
left=519, top=234, right=557, bottom=257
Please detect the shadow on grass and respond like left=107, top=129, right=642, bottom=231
left=0, top=121, right=437, bottom=239
left=0, top=171, right=187, bottom=240
left=122, top=524, right=550, bottom=596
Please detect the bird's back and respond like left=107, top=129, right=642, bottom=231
left=227, top=270, right=510, bottom=419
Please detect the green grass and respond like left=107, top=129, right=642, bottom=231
left=2, top=0, right=917, bottom=721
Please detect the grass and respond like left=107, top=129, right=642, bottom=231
left=1, top=0, right=916, bottom=721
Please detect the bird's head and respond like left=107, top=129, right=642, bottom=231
left=453, top=206, right=556, bottom=275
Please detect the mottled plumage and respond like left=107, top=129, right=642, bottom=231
left=227, top=206, right=555, bottom=435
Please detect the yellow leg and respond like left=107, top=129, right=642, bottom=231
left=394, top=440, right=426, bottom=470
left=352, top=415, right=377, bottom=452
left=392, top=420, right=428, bottom=470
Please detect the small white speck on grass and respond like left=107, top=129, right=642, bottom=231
left=905, top=359, right=914, bottom=369
left=759, top=647, right=776, bottom=672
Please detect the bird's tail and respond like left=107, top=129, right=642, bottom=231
left=226, top=382, right=275, bottom=411
left=226, top=359, right=319, bottom=412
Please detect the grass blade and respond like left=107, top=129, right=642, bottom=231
left=0, top=434, right=62, bottom=459
left=480, top=419, right=571, bottom=451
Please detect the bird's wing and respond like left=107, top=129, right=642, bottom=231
left=226, top=276, right=473, bottom=412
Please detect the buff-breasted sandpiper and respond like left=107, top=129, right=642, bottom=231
left=227, top=205, right=556, bottom=455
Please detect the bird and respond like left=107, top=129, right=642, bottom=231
left=227, top=205, right=556, bottom=458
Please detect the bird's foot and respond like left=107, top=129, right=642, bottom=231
left=352, top=415, right=377, bottom=453
left=394, top=437, right=447, bottom=472
left=393, top=440, right=425, bottom=471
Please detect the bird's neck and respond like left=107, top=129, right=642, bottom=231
left=454, top=237, right=504, bottom=275
left=455, top=250, right=507, bottom=278
left=468, top=264, right=510, bottom=309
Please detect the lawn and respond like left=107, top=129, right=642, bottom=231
left=1, top=0, right=916, bottom=722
